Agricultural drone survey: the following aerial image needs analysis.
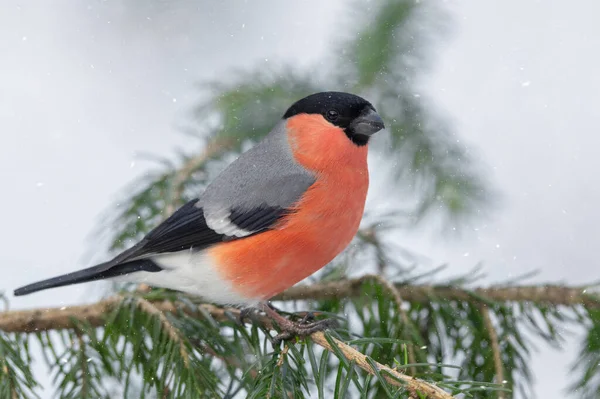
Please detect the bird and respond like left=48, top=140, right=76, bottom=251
left=14, top=91, right=385, bottom=341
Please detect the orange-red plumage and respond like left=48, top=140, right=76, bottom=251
left=210, top=114, right=369, bottom=299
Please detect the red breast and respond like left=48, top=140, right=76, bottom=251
left=209, top=114, right=369, bottom=300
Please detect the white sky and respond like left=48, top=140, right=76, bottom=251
left=1, top=1, right=599, bottom=398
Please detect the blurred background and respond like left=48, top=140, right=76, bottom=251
left=1, top=1, right=599, bottom=397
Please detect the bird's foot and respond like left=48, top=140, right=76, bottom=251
left=261, top=303, right=337, bottom=345
left=238, top=307, right=256, bottom=325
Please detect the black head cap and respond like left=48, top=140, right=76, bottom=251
left=283, top=91, right=385, bottom=146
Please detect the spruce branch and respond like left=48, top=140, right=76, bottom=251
left=2, top=279, right=597, bottom=397
left=275, top=278, right=600, bottom=308
left=481, top=305, right=505, bottom=399
left=1, top=363, right=17, bottom=399
left=0, top=298, right=455, bottom=398
left=1, top=282, right=598, bottom=334
left=311, top=331, right=453, bottom=399
left=132, top=296, right=190, bottom=369
left=363, top=274, right=418, bottom=375
left=198, top=342, right=259, bottom=379
left=75, top=332, right=88, bottom=399
left=3, top=280, right=597, bottom=397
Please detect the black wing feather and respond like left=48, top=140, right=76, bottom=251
left=140, top=199, right=226, bottom=254
left=128, top=199, right=289, bottom=258
left=228, top=205, right=289, bottom=232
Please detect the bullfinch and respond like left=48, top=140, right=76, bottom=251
left=14, top=91, right=385, bottom=338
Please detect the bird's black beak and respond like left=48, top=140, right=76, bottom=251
left=349, top=109, right=385, bottom=137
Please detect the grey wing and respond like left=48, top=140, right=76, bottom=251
left=198, top=121, right=315, bottom=237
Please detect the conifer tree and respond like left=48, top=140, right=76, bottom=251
left=1, top=2, right=599, bottom=398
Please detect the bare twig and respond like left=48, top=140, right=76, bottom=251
left=481, top=305, right=506, bottom=399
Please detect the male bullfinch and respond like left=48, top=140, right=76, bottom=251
left=14, top=92, right=385, bottom=338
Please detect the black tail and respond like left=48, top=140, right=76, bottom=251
left=13, top=259, right=162, bottom=296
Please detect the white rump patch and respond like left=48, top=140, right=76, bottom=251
left=113, top=249, right=257, bottom=306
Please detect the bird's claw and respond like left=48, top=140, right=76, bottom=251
left=271, top=318, right=337, bottom=345
left=238, top=307, right=255, bottom=325
left=260, top=302, right=337, bottom=346
left=298, top=311, right=316, bottom=325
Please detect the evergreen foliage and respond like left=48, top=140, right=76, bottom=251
left=2, top=1, right=599, bottom=398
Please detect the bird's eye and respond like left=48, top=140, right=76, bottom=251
left=326, top=109, right=339, bottom=122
